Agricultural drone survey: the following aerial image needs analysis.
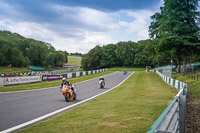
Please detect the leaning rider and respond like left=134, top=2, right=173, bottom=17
left=99, top=76, right=105, bottom=85
left=60, top=77, right=74, bottom=92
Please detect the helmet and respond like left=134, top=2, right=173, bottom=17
left=62, top=77, right=66, bottom=81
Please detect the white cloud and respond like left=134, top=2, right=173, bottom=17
left=0, top=18, right=116, bottom=53
left=114, top=10, right=154, bottom=41
left=127, top=10, right=154, bottom=40
left=0, top=19, right=55, bottom=42
left=50, top=5, right=118, bottom=31
left=0, top=1, right=160, bottom=53
left=51, top=31, right=116, bottom=53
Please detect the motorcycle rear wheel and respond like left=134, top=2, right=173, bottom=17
left=73, top=93, right=76, bottom=100
left=100, top=83, right=104, bottom=89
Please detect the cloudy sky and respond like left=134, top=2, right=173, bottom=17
left=0, top=0, right=163, bottom=53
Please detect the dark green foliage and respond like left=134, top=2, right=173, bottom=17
left=70, top=52, right=82, bottom=56
left=101, top=44, right=121, bottom=67
left=134, top=40, right=154, bottom=66
left=81, top=41, right=155, bottom=70
left=149, top=0, right=200, bottom=72
left=81, top=45, right=102, bottom=70
left=115, top=41, right=136, bottom=67
left=64, top=51, right=68, bottom=63
left=0, top=30, right=67, bottom=67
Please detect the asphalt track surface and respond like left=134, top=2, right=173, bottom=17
left=0, top=71, right=132, bottom=132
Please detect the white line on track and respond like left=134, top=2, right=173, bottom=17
left=0, top=72, right=134, bottom=133
left=0, top=71, right=118, bottom=94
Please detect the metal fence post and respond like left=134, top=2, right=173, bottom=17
left=179, top=85, right=187, bottom=133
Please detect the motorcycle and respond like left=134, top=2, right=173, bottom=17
left=61, top=84, right=76, bottom=102
left=123, top=70, right=127, bottom=75
left=99, top=79, right=105, bottom=89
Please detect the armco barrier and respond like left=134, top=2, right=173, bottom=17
left=147, top=70, right=187, bottom=133
left=61, top=69, right=107, bottom=79
left=80, top=72, right=83, bottom=76
left=72, top=73, right=76, bottom=78
left=76, top=72, right=80, bottom=77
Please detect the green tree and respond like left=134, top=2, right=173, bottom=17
left=54, top=51, right=65, bottom=67
left=115, top=41, right=136, bottom=67
left=81, top=45, right=102, bottom=70
left=149, top=0, right=200, bottom=73
left=81, top=54, right=90, bottom=70
left=43, top=52, right=55, bottom=67
left=0, top=30, right=68, bottom=68
left=64, top=51, right=68, bottom=63
left=134, top=40, right=154, bottom=67
left=101, top=44, right=121, bottom=68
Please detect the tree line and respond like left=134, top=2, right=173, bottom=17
left=81, top=40, right=155, bottom=70
left=0, top=30, right=68, bottom=67
left=82, top=0, right=200, bottom=72
left=1, top=0, right=199, bottom=72
left=69, top=52, right=82, bottom=57
left=81, top=40, right=160, bottom=70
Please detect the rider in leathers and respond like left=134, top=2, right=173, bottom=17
left=60, top=77, right=74, bottom=92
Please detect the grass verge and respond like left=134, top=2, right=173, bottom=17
left=172, top=73, right=200, bottom=97
left=68, top=56, right=82, bottom=66
left=0, top=67, right=31, bottom=74
left=109, top=67, right=145, bottom=71
left=0, top=66, right=73, bottom=74
left=0, top=71, right=114, bottom=92
left=172, top=73, right=200, bottom=132
left=18, top=72, right=177, bottom=133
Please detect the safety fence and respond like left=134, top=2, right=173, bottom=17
left=0, top=69, right=107, bottom=87
left=147, top=70, right=187, bottom=133
left=186, top=70, right=200, bottom=81
left=0, top=68, right=76, bottom=77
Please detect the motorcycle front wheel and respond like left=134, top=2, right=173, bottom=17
left=65, top=93, right=70, bottom=102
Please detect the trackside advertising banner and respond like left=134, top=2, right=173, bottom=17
left=47, top=75, right=63, bottom=81
left=4, top=76, right=42, bottom=85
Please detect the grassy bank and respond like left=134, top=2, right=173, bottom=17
left=172, top=73, right=200, bottom=132
left=68, top=56, right=81, bottom=66
left=0, top=66, right=73, bottom=74
left=172, top=73, right=200, bottom=96
left=0, top=67, right=31, bottom=74
left=18, top=72, right=177, bottom=133
left=109, top=67, right=145, bottom=71
left=0, top=71, right=114, bottom=92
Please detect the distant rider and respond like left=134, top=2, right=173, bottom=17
left=123, top=70, right=127, bottom=75
left=99, top=76, right=105, bottom=86
left=60, top=77, right=74, bottom=92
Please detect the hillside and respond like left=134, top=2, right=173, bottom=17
left=0, top=30, right=67, bottom=67
left=68, top=56, right=82, bottom=66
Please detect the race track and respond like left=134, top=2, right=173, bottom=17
left=0, top=71, right=132, bottom=132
